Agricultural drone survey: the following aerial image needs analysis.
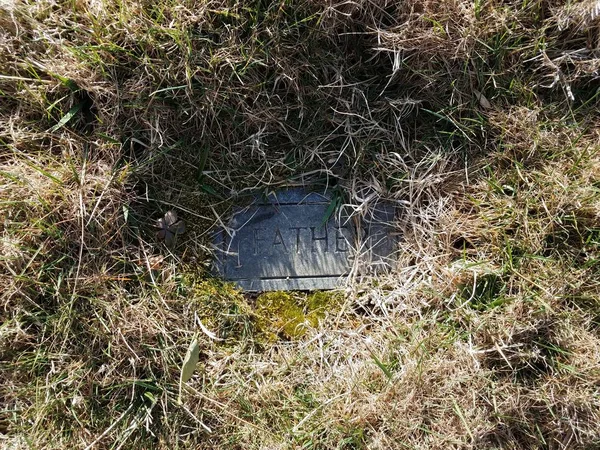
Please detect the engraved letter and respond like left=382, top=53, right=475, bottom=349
left=335, top=226, right=349, bottom=253
left=253, top=228, right=266, bottom=255
left=310, top=226, right=328, bottom=253
left=272, top=228, right=289, bottom=253
left=290, top=226, right=307, bottom=254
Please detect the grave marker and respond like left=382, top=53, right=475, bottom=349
left=213, top=189, right=396, bottom=291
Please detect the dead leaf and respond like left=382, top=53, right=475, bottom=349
left=180, top=338, right=200, bottom=383
left=156, top=210, right=185, bottom=246
left=178, top=337, right=200, bottom=404
left=473, top=89, right=492, bottom=109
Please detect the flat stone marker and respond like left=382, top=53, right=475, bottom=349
left=213, top=189, right=396, bottom=291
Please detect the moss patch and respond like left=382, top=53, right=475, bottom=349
left=255, top=291, right=344, bottom=341
left=188, top=279, right=255, bottom=343
left=184, top=279, right=345, bottom=343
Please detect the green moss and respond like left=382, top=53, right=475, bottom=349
left=255, top=292, right=306, bottom=340
left=187, top=278, right=255, bottom=343
left=306, top=290, right=344, bottom=324
left=180, top=276, right=346, bottom=344
left=255, top=290, right=345, bottom=340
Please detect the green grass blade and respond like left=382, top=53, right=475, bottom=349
left=50, top=103, right=82, bottom=132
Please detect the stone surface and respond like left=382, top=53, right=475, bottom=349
left=213, top=188, right=396, bottom=291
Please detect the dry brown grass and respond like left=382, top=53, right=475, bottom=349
left=1, top=0, right=600, bottom=449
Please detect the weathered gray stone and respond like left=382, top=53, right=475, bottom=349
left=213, top=188, right=396, bottom=291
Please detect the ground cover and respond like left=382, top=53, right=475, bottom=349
left=1, top=0, right=600, bottom=448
